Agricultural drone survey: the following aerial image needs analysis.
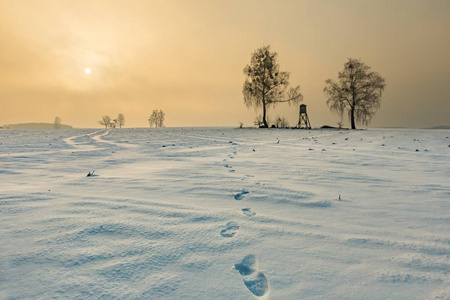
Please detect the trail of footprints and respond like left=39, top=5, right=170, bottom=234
left=219, top=141, right=269, bottom=297
left=224, top=142, right=238, bottom=172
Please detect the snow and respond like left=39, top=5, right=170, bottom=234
left=1, top=127, right=449, bottom=299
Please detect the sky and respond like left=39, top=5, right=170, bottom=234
left=0, top=0, right=449, bottom=128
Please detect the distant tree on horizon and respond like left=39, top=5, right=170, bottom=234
left=158, top=110, right=165, bottom=127
left=324, top=58, right=386, bottom=129
left=243, top=45, right=303, bottom=128
left=54, top=116, right=61, bottom=129
left=117, top=113, right=125, bottom=128
left=98, top=115, right=111, bottom=128
left=148, top=112, right=156, bottom=127
left=148, top=110, right=165, bottom=128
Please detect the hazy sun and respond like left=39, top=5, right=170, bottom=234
left=85, top=68, right=91, bottom=74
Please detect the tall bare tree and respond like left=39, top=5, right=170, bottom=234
left=324, top=58, right=386, bottom=129
left=157, top=110, right=165, bottom=128
left=148, top=110, right=165, bottom=128
left=54, top=116, right=61, bottom=129
left=98, top=115, right=111, bottom=128
left=117, top=113, right=125, bottom=128
left=148, top=111, right=157, bottom=127
left=243, top=45, right=303, bottom=128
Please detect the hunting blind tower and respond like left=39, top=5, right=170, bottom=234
left=298, top=104, right=311, bottom=129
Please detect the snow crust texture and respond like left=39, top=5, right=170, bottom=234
left=1, top=128, right=449, bottom=299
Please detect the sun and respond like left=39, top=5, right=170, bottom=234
left=85, top=68, right=91, bottom=74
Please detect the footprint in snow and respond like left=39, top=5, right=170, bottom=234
left=220, top=221, right=239, bottom=238
left=235, top=255, right=269, bottom=297
left=242, top=208, right=255, bottom=217
left=234, top=190, right=249, bottom=201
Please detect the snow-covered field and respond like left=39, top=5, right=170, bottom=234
left=1, top=127, right=449, bottom=299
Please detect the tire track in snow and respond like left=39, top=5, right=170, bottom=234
left=64, top=130, right=137, bottom=152
left=91, top=130, right=137, bottom=148
left=63, top=130, right=104, bottom=151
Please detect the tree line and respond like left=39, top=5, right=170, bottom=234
left=243, top=45, right=386, bottom=129
left=53, top=111, right=166, bottom=129
left=95, top=111, right=166, bottom=129
left=148, top=110, right=165, bottom=127
left=98, top=113, right=125, bottom=129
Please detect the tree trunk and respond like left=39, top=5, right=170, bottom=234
left=261, top=87, right=269, bottom=128
left=262, top=104, right=268, bottom=128
left=350, top=106, right=356, bottom=129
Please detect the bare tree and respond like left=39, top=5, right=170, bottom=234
left=148, top=111, right=157, bottom=127
left=324, top=58, right=386, bottom=129
left=157, top=110, right=165, bottom=128
left=148, top=110, right=165, bottom=128
left=243, top=45, right=303, bottom=128
left=98, top=115, right=111, bottom=128
left=54, top=116, right=61, bottom=129
left=117, top=113, right=125, bottom=128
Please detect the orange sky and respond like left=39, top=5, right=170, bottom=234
left=1, top=0, right=449, bottom=128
